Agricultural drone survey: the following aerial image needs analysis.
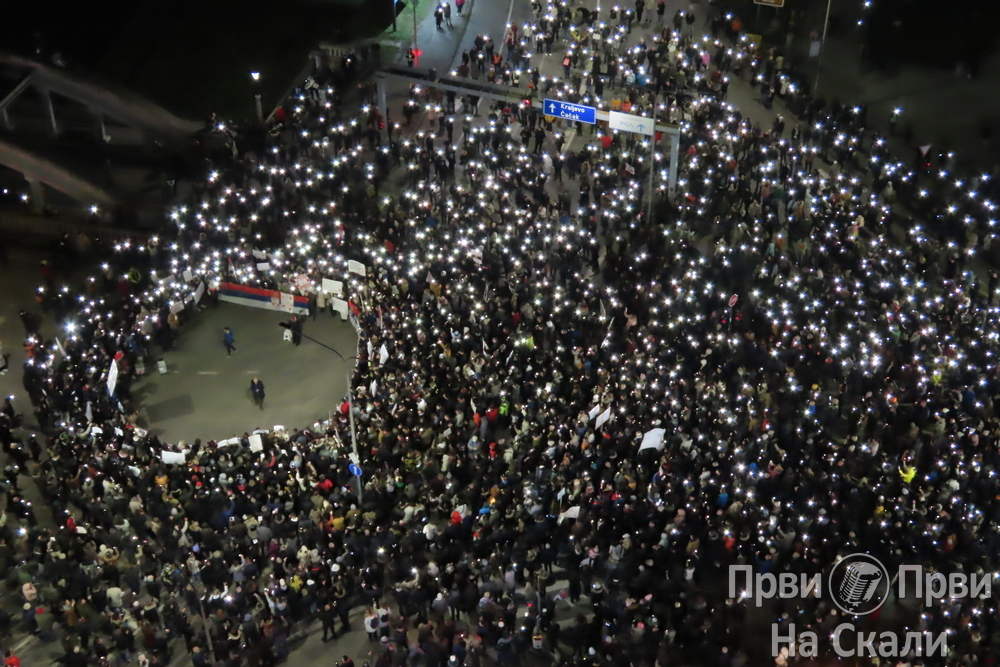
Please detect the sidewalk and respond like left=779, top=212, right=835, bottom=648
left=378, top=0, right=484, bottom=72
left=815, top=36, right=1000, bottom=169
left=752, top=0, right=1000, bottom=172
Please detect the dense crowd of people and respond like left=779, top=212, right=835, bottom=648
left=2, top=0, right=1000, bottom=665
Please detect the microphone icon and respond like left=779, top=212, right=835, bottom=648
left=839, top=562, right=883, bottom=608
left=829, top=553, right=890, bottom=616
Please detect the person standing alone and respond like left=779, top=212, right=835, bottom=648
left=289, top=315, right=303, bottom=346
left=222, top=327, right=236, bottom=356
left=250, top=377, right=265, bottom=409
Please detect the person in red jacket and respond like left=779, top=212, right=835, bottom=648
left=4, top=649, right=22, bottom=667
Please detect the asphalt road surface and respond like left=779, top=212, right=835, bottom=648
left=130, top=302, right=356, bottom=445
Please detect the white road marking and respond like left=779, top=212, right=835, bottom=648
left=195, top=371, right=220, bottom=376
left=11, top=634, right=34, bottom=652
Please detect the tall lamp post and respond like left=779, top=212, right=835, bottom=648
left=197, top=596, right=218, bottom=665
left=390, top=0, right=398, bottom=32
left=412, top=0, right=420, bottom=58
left=812, top=0, right=834, bottom=94
left=250, top=71, right=263, bottom=124
left=277, top=323, right=363, bottom=501
left=646, top=96, right=658, bottom=224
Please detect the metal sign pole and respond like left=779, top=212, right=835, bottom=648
left=347, top=372, right=363, bottom=503
left=375, top=66, right=684, bottom=197
left=647, top=95, right=657, bottom=224
left=667, top=132, right=680, bottom=197
left=812, top=0, right=833, bottom=94
left=198, top=597, right=218, bottom=665
left=413, top=0, right=419, bottom=55
left=376, top=77, right=389, bottom=123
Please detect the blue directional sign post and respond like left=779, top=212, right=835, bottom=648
left=348, top=462, right=363, bottom=477
left=543, top=98, right=596, bottom=124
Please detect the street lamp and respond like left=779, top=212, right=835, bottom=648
left=412, top=1, right=420, bottom=61
left=250, top=71, right=263, bottom=123
left=812, top=0, right=833, bottom=94
left=277, top=322, right=363, bottom=501
left=198, top=596, right=218, bottom=665
left=889, top=106, right=903, bottom=136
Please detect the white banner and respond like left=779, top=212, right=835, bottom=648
left=639, top=427, right=666, bottom=451
left=347, top=260, right=367, bottom=276
left=292, top=274, right=314, bottom=294
left=106, top=359, right=119, bottom=396
left=331, top=297, right=349, bottom=321
left=161, top=450, right=186, bottom=465
left=596, top=406, right=612, bottom=429
left=558, top=506, right=581, bottom=521
left=322, top=278, right=344, bottom=297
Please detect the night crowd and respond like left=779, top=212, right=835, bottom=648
left=3, top=0, right=1000, bottom=665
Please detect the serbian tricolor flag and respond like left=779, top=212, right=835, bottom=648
left=218, top=282, right=309, bottom=314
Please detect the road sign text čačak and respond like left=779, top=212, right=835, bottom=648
left=543, top=98, right=597, bottom=124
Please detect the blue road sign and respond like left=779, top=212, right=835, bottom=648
left=543, top=98, right=596, bottom=124
left=348, top=463, right=363, bottom=477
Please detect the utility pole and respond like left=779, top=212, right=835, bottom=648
left=250, top=71, right=263, bottom=124
left=647, top=96, right=658, bottom=224
left=812, top=0, right=834, bottom=94
left=198, top=597, right=218, bottom=665
left=346, top=366, right=363, bottom=503
left=391, top=0, right=397, bottom=31
left=413, top=0, right=419, bottom=56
